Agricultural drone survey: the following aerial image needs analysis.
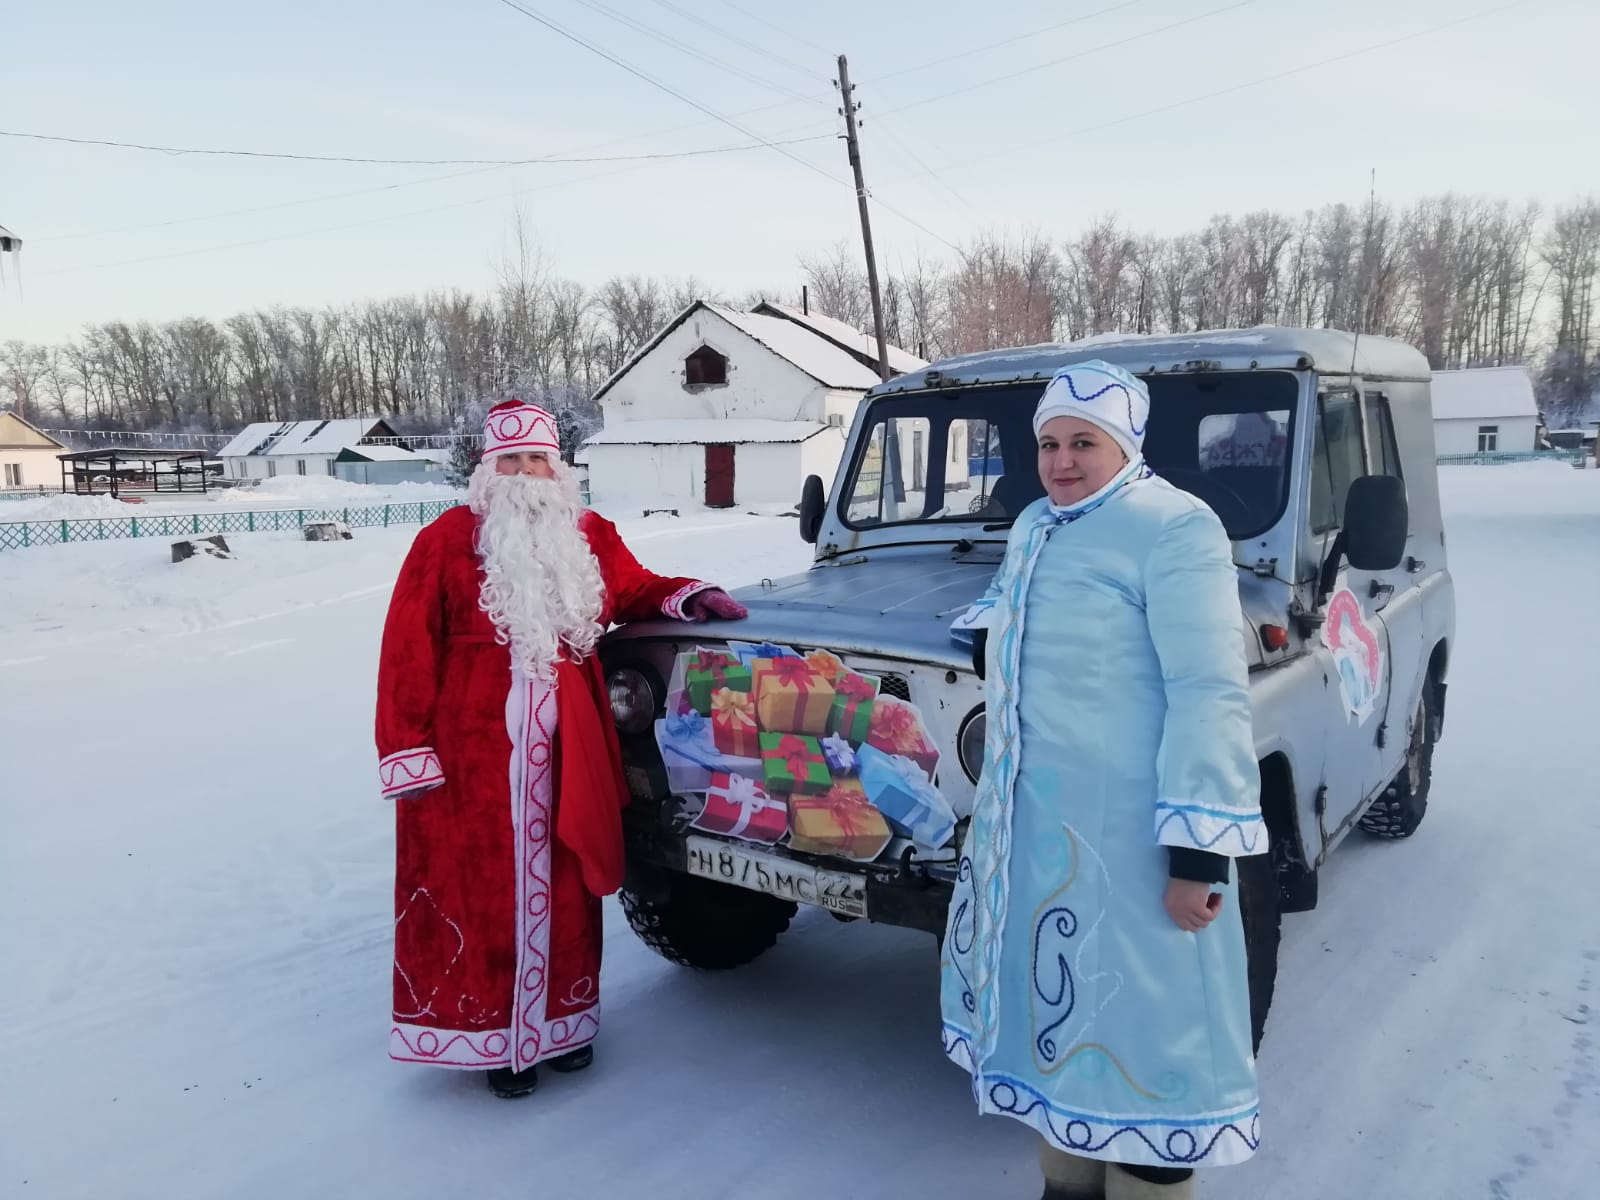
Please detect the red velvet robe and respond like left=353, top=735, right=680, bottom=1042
left=374, top=505, right=708, bottom=1071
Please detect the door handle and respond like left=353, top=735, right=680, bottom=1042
left=1368, top=580, right=1394, bottom=603
left=1406, top=556, right=1426, bottom=573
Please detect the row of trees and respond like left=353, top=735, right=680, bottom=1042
left=6, top=194, right=1598, bottom=435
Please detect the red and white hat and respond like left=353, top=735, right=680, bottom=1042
left=481, top=399, right=560, bottom=461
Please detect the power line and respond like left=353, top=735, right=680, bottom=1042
left=489, top=0, right=842, bottom=188
left=562, top=0, right=824, bottom=106
left=869, top=0, right=1157, bottom=83
left=880, top=0, right=1536, bottom=185
left=874, top=0, right=1256, bottom=118
left=711, top=0, right=833, bottom=57
left=0, top=126, right=830, bottom=166
left=645, top=0, right=826, bottom=85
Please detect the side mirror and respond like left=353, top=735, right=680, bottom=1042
left=798, top=474, right=826, bottom=544
left=1343, top=474, right=1409, bottom=571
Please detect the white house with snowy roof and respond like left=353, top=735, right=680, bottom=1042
left=1429, top=366, right=1539, bottom=456
left=216, top=418, right=401, bottom=482
left=579, top=300, right=928, bottom=509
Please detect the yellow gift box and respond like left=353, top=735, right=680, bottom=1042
left=751, top=657, right=837, bottom=737
left=788, top=782, right=892, bottom=862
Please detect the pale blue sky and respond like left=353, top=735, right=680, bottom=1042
left=2, top=0, right=1595, bottom=343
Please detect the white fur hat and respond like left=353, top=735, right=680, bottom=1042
left=1032, top=360, right=1150, bottom=460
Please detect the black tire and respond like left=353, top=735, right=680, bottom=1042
left=1358, top=685, right=1435, bottom=840
left=1236, top=851, right=1281, bottom=1055
left=619, top=871, right=796, bottom=970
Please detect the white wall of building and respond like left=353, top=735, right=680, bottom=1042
left=1434, top=415, right=1537, bottom=456
left=798, top=429, right=849, bottom=499
left=585, top=443, right=707, bottom=507
left=601, top=309, right=833, bottom=425
left=224, top=453, right=340, bottom=481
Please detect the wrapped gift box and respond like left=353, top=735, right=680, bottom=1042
left=866, top=696, right=941, bottom=780
left=655, top=713, right=759, bottom=792
left=710, top=688, right=761, bottom=759
left=685, top=648, right=752, bottom=716
left=752, top=657, right=837, bottom=736
left=820, top=733, right=857, bottom=775
left=691, top=773, right=787, bottom=844
left=729, top=640, right=802, bottom=668
left=758, top=732, right=831, bottom=796
left=856, top=744, right=957, bottom=850
left=828, top=671, right=880, bottom=742
left=804, top=649, right=846, bottom=681
left=789, top=784, right=893, bottom=862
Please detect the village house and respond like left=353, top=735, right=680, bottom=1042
left=0, top=411, right=68, bottom=493
left=578, top=300, right=927, bottom=509
left=1430, top=365, right=1540, bottom=456
left=215, top=418, right=401, bottom=482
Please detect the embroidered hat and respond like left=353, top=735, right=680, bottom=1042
left=1032, top=360, right=1150, bottom=460
left=481, top=398, right=560, bottom=460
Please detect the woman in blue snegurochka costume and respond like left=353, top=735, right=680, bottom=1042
left=941, top=361, right=1265, bottom=1200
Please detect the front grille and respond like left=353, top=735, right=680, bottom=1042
left=877, top=672, right=911, bottom=701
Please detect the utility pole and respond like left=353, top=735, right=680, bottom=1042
left=836, top=55, right=892, bottom=383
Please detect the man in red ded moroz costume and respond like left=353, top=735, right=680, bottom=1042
left=375, top=398, right=747, bottom=1098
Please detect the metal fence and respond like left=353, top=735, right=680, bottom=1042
left=0, top=499, right=463, bottom=552
left=1436, top=450, right=1590, bottom=466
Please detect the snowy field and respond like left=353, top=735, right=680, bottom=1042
left=0, top=474, right=463, bottom=522
left=2, top=466, right=1597, bottom=1199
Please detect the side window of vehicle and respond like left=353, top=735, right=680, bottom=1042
left=1310, top=389, right=1365, bottom=535
left=1364, top=393, right=1402, bottom=479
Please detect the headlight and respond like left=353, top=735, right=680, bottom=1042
left=607, top=666, right=659, bottom=735
left=957, top=705, right=987, bottom=783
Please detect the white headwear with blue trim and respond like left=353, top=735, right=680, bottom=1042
left=1031, top=359, right=1150, bottom=461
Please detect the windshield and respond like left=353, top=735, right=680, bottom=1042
left=839, top=371, right=1299, bottom=540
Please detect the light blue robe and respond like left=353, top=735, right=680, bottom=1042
left=940, top=470, right=1265, bottom=1169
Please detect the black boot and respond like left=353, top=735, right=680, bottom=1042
left=485, top=1065, right=538, bottom=1098
left=547, top=1045, right=593, bottom=1074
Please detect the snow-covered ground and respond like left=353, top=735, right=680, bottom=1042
left=2, top=466, right=1597, bottom=1199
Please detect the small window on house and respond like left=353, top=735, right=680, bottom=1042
left=684, top=345, right=728, bottom=387
left=4, top=463, right=21, bottom=487
left=1477, top=424, right=1499, bottom=453
left=327, top=460, right=337, bottom=476
left=267, top=461, right=278, bottom=478
left=827, top=413, right=845, bottom=428
left=296, top=459, right=307, bottom=476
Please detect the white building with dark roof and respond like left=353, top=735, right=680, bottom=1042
left=216, top=418, right=400, bottom=481
left=581, top=301, right=928, bottom=509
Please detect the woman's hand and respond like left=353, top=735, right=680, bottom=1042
left=1164, top=879, right=1224, bottom=933
left=684, top=588, right=748, bottom=622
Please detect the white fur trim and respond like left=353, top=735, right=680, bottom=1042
left=379, top=748, right=444, bottom=799
left=661, top=581, right=714, bottom=620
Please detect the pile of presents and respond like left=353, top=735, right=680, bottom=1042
left=653, top=641, right=957, bottom=863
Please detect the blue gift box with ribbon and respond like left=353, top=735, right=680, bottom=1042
left=855, top=743, right=957, bottom=850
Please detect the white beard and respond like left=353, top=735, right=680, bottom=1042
left=467, top=462, right=606, bottom=682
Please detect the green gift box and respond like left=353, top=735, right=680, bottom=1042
left=828, top=671, right=880, bottom=742
left=685, top=649, right=752, bottom=716
left=758, top=732, right=831, bottom=796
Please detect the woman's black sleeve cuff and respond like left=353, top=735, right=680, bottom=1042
left=1167, top=846, right=1230, bottom=884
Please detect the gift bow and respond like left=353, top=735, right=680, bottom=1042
left=875, top=749, right=937, bottom=796
left=805, top=650, right=844, bottom=679
left=711, top=689, right=757, bottom=729
left=666, top=710, right=710, bottom=740
left=767, top=657, right=816, bottom=688
left=812, top=790, right=873, bottom=838
left=872, top=699, right=921, bottom=743
left=690, top=650, right=739, bottom=682
left=821, top=733, right=855, bottom=768
left=775, top=734, right=819, bottom=777
left=723, top=774, right=779, bottom=815
left=835, top=673, right=876, bottom=703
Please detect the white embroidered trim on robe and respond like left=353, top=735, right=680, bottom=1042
left=379, top=747, right=444, bottom=798
left=1154, top=800, right=1265, bottom=855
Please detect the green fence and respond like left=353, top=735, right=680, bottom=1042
left=0, top=499, right=464, bottom=552
left=1436, top=450, right=1589, bottom=466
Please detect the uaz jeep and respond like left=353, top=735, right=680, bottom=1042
left=599, top=327, right=1455, bottom=1046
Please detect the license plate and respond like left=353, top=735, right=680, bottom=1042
left=684, top=835, right=867, bottom=919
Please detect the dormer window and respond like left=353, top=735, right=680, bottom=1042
left=684, top=344, right=728, bottom=387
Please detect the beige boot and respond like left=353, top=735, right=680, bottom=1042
left=1104, top=1164, right=1195, bottom=1200
left=1038, top=1139, right=1106, bottom=1199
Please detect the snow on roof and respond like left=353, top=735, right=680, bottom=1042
left=582, top=419, right=828, bottom=447
left=216, top=419, right=390, bottom=459
left=753, top=302, right=927, bottom=376
left=1429, top=366, right=1540, bottom=422
left=705, top=306, right=882, bottom=389
left=337, top=443, right=419, bottom=462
